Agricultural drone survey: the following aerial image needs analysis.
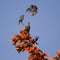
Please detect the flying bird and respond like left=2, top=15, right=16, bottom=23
left=31, top=5, right=38, bottom=16
left=26, top=5, right=38, bottom=16
left=18, top=15, right=24, bottom=24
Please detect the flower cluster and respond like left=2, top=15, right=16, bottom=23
left=10, top=2, right=60, bottom=60
left=11, top=24, right=49, bottom=60
left=50, top=50, right=60, bottom=60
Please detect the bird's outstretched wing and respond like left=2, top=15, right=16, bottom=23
left=26, top=7, right=32, bottom=12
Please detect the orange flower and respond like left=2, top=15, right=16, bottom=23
left=23, top=43, right=28, bottom=47
left=35, top=53, right=40, bottom=58
left=11, top=34, right=20, bottom=41
left=28, top=57, right=31, bottom=60
left=20, top=29, right=31, bottom=40
left=38, top=57, right=43, bottom=60
left=50, top=57, right=57, bottom=60
left=14, top=34, right=21, bottom=40
left=11, top=37, right=15, bottom=42
left=15, top=43, right=23, bottom=48
left=25, top=47, right=33, bottom=53
left=40, top=52, right=49, bottom=57
left=56, top=50, right=60, bottom=57
left=19, top=44, right=23, bottom=47
left=23, top=40, right=28, bottom=43
left=24, top=48, right=30, bottom=53
left=34, top=47, right=40, bottom=53
left=20, top=32, right=29, bottom=39
left=15, top=47, right=22, bottom=53
left=14, top=34, right=20, bottom=38
left=28, top=56, right=33, bottom=60
left=16, top=47, right=20, bottom=50
left=30, top=37, right=34, bottom=45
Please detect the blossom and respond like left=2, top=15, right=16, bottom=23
left=30, top=37, right=34, bottom=45
left=23, top=40, right=28, bottom=43
left=34, top=47, right=40, bottom=53
left=11, top=37, right=15, bottom=42
left=56, top=50, right=60, bottom=57
left=20, top=30, right=30, bottom=39
left=11, top=34, right=21, bottom=42
left=50, top=57, right=57, bottom=60
left=11, top=24, right=50, bottom=60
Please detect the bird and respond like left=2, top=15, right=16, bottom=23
left=24, top=22, right=30, bottom=33
left=31, top=5, right=38, bottom=16
left=26, top=5, right=38, bottom=16
left=18, top=15, right=24, bottom=24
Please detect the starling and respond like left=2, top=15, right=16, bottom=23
left=24, top=22, right=30, bottom=33
left=31, top=5, right=38, bottom=16
left=18, top=15, right=24, bottom=24
left=26, top=5, right=38, bottom=16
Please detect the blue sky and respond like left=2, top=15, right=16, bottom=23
left=0, top=0, right=60, bottom=60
